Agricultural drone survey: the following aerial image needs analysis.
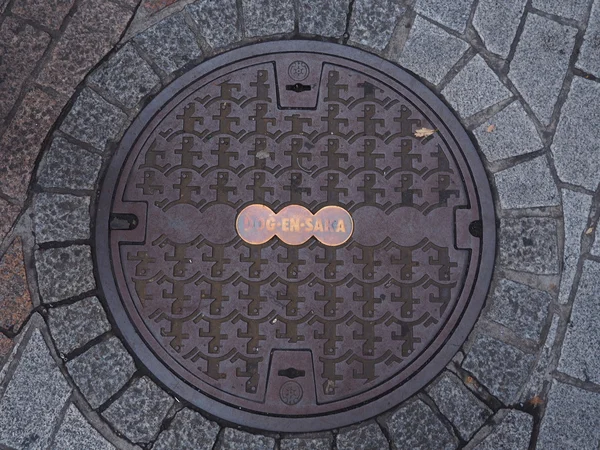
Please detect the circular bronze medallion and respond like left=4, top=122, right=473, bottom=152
left=96, top=41, right=495, bottom=432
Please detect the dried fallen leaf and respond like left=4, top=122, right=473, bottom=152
left=465, top=376, right=474, bottom=385
left=529, top=395, right=544, bottom=406
left=586, top=227, right=595, bottom=235
left=486, top=124, right=496, bottom=133
left=414, top=127, right=436, bottom=138
left=256, top=149, right=270, bottom=159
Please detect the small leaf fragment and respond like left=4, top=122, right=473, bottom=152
left=414, top=127, right=436, bottom=138
left=586, top=227, right=594, bottom=235
left=529, top=395, right=544, bottom=406
left=486, top=124, right=496, bottom=133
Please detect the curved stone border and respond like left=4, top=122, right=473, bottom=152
left=21, top=0, right=600, bottom=448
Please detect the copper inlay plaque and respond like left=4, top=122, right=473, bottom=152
left=96, top=41, right=496, bottom=432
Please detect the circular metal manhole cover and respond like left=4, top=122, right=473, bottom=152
left=96, top=41, right=495, bottom=432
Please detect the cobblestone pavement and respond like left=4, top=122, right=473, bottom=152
left=1, top=0, right=600, bottom=448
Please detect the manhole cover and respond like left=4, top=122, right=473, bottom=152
left=96, top=41, right=495, bottom=432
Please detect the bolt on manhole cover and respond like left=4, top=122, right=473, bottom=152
left=96, top=41, right=495, bottom=432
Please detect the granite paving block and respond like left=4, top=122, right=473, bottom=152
left=0, top=329, right=71, bottom=450
left=67, top=337, right=136, bottom=409
left=558, top=190, right=592, bottom=304
left=12, top=0, right=74, bottom=29
left=135, top=12, right=202, bottom=74
left=337, top=422, right=389, bottom=450
left=187, top=0, right=240, bottom=48
left=0, top=238, right=32, bottom=333
left=442, top=55, right=511, bottom=119
left=537, top=381, right=600, bottom=449
left=143, top=0, right=177, bottom=13
left=473, top=0, right=526, bottom=58
left=557, top=260, right=600, bottom=383
left=463, top=335, right=534, bottom=403
left=0, top=17, right=51, bottom=121
left=0, top=334, right=13, bottom=365
left=217, top=427, right=276, bottom=450
left=494, top=156, right=560, bottom=209
left=509, top=14, right=577, bottom=125
left=552, top=77, right=600, bottom=191
left=386, top=398, right=458, bottom=450
left=498, top=217, right=559, bottom=274
left=299, top=0, right=349, bottom=37
left=473, top=101, right=543, bottom=162
left=472, top=410, right=533, bottom=450
left=52, top=404, right=115, bottom=450
left=61, top=88, right=128, bottom=152
left=0, top=199, right=20, bottom=244
left=532, top=0, right=591, bottom=21
left=281, top=436, right=332, bottom=450
left=398, top=15, right=469, bottom=86
left=242, top=0, right=294, bottom=37
left=428, top=372, right=492, bottom=439
left=414, top=0, right=475, bottom=33
left=103, top=377, right=173, bottom=443
left=48, top=297, right=111, bottom=355
left=90, top=44, right=160, bottom=109
left=71, top=0, right=132, bottom=38
left=593, top=228, right=600, bottom=257
left=578, top=1, right=600, bottom=77
left=34, top=193, right=90, bottom=243
left=153, top=408, right=219, bottom=450
left=349, top=0, right=404, bottom=51
left=485, top=279, right=551, bottom=341
left=36, top=245, right=95, bottom=303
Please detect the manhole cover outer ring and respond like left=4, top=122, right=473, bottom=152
left=95, top=40, right=496, bottom=432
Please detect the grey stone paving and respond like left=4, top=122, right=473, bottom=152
left=242, top=0, right=294, bottom=37
left=471, top=410, right=533, bottom=450
left=473, top=0, right=526, bottom=58
left=442, top=55, right=512, bottom=118
left=494, top=156, right=560, bottom=209
left=557, top=259, right=600, bottom=384
left=552, top=76, right=600, bottom=191
left=349, top=0, right=404, bottom=51
left=414, top=0, right=474, bottom=33
left=532, top=0, right=591, bottom=21
left=398, top=15, right=469, bottom=86
left=51, top=404, right=115, bottom=450
left=337, top=422, right=389, bottom=450
left=152, top=408, right=219, bottom=450
left=485, top=279, right=551, bottom=342
left=280, top=436, right=332, bottom=450
left=187, top=0, right=241, bottom=48
left=473, top=100, right=543, bottom=162
left=509, top=13, right=577, bottom=125
left=216, top=428, right=276, bottom=450
left=0, top=329, right=71, bottom=450
left=298, top=0, right=349, bottom=37
left=33, top=193, right=90, bottom=243
left=537, top=380, right=600, bottom=449
left=578, top=0, right=600, bottom=77
left=48, top=296, right=111, bottom=355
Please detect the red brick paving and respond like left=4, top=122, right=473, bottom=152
left=0, top=238, right=32, bottom=333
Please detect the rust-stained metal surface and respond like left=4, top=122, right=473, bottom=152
left=95, top=41, right=496, bottom=432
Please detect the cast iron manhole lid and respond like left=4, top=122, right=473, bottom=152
left=96, top=41, right=495, bottom=432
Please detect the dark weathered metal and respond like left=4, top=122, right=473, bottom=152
left=95, top=41, right=496, bottom=432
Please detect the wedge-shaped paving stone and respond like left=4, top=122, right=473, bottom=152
left=509, top=14, right=577, bottom=125
left=442, top=55, right=511, bottom=119
left=538, top=381, right=600, bottom=449
left=36, top=245, right=95, bottom=303
left=349, top=0, right=404, bottom=51
left=485, top=279, right=551, bottom=341
left=281, top=436, right=332, bottom=450
left=559, top=190, right=592, bottom=304
left=61, top=88, right=128, bottom=151
left=134, top=13, right=202, bottom=75
left=552, top=77, right=600, bottom=191
left=428, top=372, right=492, bottom=439
left=463, top=335, right=534, bottom=403
left=532, top=0, right=590, bottom=21
left=242, top=0, right=294, bottom=37
left=90, top=44, right=160, bottom=109
left=52, top=404, right=115, bottom=450
left=102, top=377, right=173, bottom=444
left=37, top=136, right=102, bottom=190
left=578, top=1, right=600, bottom=77
left=217, top=428, right=276, bottom=450
left=0, top=329, right=71, bottom=450
left=153, top=408, right=219, bottom=450
left=557, top=260, right=600, bottom=383
left=494, top=156, right=559, bottom=209
left=337, top=422, right=389, bottom=450
left=472, top=410, right=533, bottom=450
left=386, top=398, right=458, bottom=449
left=187, top=0, right=240, bottom=48
left=414, top=0, right=474, bottom=33
left=498, top=217, right=559, bottom=274
left=0, top=237, right=32, bottom=333
left=48, top=296, right=111, bottom=355
left=299, top=0, right=349, bottom=37
left=398, top=15, right=469, bottom=86
left=67, top=337, right=136, bottom=409
left=473, top=101, right=542, bottom=162
left=34, top=193, right=90, bottom=243
left=473, top=0, right=526, bottom=58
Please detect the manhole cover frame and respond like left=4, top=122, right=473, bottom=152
left=95, top=40, right=496, bottom=432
